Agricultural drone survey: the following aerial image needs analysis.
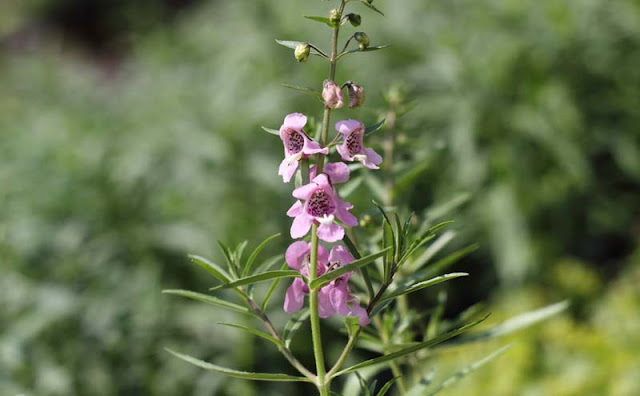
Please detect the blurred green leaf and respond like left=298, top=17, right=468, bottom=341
left=281, top=83, right=323, bottom=98
left=218, top=322, right=283, bottom=347
left=162, top=290, right=252, bottom=315
left=243, top=233, right=280, bottom=276
left=261, top=126, right=280, bottom=135
left=188, top=254, right=232, bottom=284
left=380, top=273, right=469, bottom=302
left=304, top=16, right=332, bottom=27
left=210, top=270, right=301, bottom=290
left=165, top=349, right=310, bottom=382
left=365, top=119, right=386, bottom=135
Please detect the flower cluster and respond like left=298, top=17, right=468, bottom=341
left=275, top=81, right=382, bottom=326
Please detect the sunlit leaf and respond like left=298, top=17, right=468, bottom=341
left=380, top=273, right=469, bottom=302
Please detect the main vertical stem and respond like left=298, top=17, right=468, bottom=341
left=309, top=3, right=346, bottom=395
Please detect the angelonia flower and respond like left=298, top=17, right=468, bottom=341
left=278, top=113, right=328, bottom=183
left=322, top=80, right=344, bottom=109
left=284, top=243, right=370, bottom=326
left=287, top=173, right=357, bottom=242
left=345, top=81, right=366, bottom=109
left=335, top=119, right=383, bottom=169
left=309, top=162, right=350, bottom=184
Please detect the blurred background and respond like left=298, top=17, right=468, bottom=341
left=1, top=0, right=639, bottom=395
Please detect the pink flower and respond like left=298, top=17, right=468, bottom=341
left=283, top=241, right=329, bottom=313
left=279, top=113, right=329, bottom=183
left=287, top=174, right=358, bottom=242
left=322, top=80, right=344, bottom=109
left=309, top=162, right=350, bottom=184
left=335, top=119, right=382, bottom=169
left=318, top=246, right=370, bottom=326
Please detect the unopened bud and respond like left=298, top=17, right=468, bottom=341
left=366, top=0, right=374, bottom=3
left=360, top=214, right=372, bottom=227
left=346, top=13, right=361, bottom=27
left=345, top=81, right=366, bottom=109
left=322, top=80, right=344, bottom=109
left=294, top=43, right=310, bottom=62
left=354, top=32, right=370, bottom=50
left=329, top=9, right=342, bottom=26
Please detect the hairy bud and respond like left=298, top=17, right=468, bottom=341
left=344, top=81, right=366, bottom=109
left=322, top=80, right=344, bottom=109
left=329, top=9, right=342, bottom=27
left=294, top=43, right=310, bottom=62
left=354, top=32, right=370, bottom=50
left=346, top=13, right=361, bottom=27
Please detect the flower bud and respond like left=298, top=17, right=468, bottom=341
left=322, top=80, right=344, bottom=109
left=294, top=42, right=310, bottom=62
left=366, top=0, right=374, bottom=3
left=354, top=32, right=370, bottom=50
left=346, top=13, right=361, bottom=27
left=345, top=81, right=366, bottom=109
left=329, top=9, right=342, bottom=26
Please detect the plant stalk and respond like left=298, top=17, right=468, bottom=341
left=309, top=2, right=347, bottom=394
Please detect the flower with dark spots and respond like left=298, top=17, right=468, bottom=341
left=287, top=174, right=357, bottom=242
left=335, top=119, right=382, bottom=169
left=278, top=113, right=328, bottom=183
left=283, top=241, right=329, bottom=313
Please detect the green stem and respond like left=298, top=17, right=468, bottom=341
left=309, top=2, right=347, bottom=395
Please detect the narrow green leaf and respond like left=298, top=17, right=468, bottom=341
left=355, top=372, right=373, bottom=396
left=332, top=315, right=488, bottom=377
left=243, top=233, right=281, bottom=276
left=380, top=273, right=469, bottom=303
left=165, top=349, right=309, bottom=382
left=262, top=262, right=288, bottom=311
left=365, top=173, right=386, bottom=202
left=365, top=119, right=386, bottom=135
left=338, top=45, right=390, bottom=59
left=218, top=323, right=283, bottom=347
left=304, top=15, right=332, bottom=26
left=309, top=248, right=390, bottom=289
left=261, top=126, right=280, bottom=135
left=217, top=240, right=238, bottom=277
left=344, top=234, right=375, bottom=300
left=275, top=39, right=325, bottom=57
left=283, top=309, right=310, bottom=348
left=188, top=254, right=231, bottom=284
left=426, top=291, right=447, bottom=339
left=235, top=240, right=249, bottom=264
left=162, top=289, right=252, bottom=315
left=409, top=230, right=457, bottom=272
left=377, top=377, right=400, bottom=396
left=210, top=270, right=301, bottom=290
left=453, top=301, right=569, bottom=345
left=360, top=0, right=385, bottom=15
left=340, top=175, right=364, bottom=197
left=282, top=83, right=323, bottom=98
left=425, top=345, right=512, bottom=395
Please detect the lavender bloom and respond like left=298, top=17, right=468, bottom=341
left=335, top=119, right=383, bottom=169
left=322, top=80, right=344, bottom=109
left=283, top=241, right=329, bottom=313
left=279, top=113, right=329, bottom=183
left=287, top=174, right=357, bottom=242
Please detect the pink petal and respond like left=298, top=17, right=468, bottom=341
left=362, top=147, right=383, bottom=169
left=329, top=287, right=351, bottom=316
left=292, top=182, right=318, bottom=200
left=350, top=303, right=370, bottom=326
left=318, top=287, right=337, bottom=318
left=329, top=245, right=355, bottom=266
left=282, top=113, right=307, bottom=131
left=303, top=138, right=329, bottom=155
left=286, top=200, right=303, bottom=217
left=317, top=244, right=330, bottom=269
left=311, top=173, right=331, bottom=188
left=336, top=143, right=352, bottom=162
left=323, top=162, right=350, bottom=184
left=285, top=241, right=310, bottom=270
left=317, top=222, right=344, bottom=242
left=278, top=158, right=299, bottom=183
left=335, top=119, right=364, bottom=135
left=291, top=213, right=313, bottom=239
left=336, top=204, right=358, bottom=227
left=284, top=278, right=306, bottom=313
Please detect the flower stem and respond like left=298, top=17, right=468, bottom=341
left=309, top=224, right=328, bottom=395
left=309, top=3, right=347, bottom=394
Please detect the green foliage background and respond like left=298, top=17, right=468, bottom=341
left=1, top=0, right=639, bottom=395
